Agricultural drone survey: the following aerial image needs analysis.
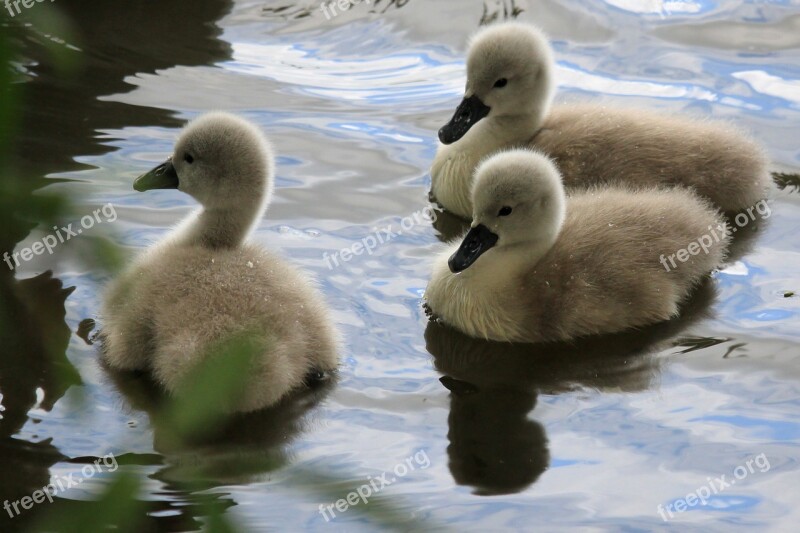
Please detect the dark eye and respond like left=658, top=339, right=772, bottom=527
left=498, top=206, right=513, bottom=217
left=494, top=78, right=508, bottom=88
left=184, top=153, right=194, bottom=164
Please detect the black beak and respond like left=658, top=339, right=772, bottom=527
left=448, top=224, right=498, bottom=273
left=133, top=159, right=179, bottom=192
left=438, top=95, right=491, bottom=145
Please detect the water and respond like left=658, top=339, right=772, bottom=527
left=2, top=0, right=799, bottom=530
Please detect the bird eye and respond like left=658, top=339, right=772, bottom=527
left=494, top=78, right=508, bottom=88
left=184, top=153, right=194, bottom=164
left=498, top=206, right=513, bottom=217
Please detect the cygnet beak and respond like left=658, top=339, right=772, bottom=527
left=438, top=95, right=491, bottom=145
left=448, top=224, right=498, bottom=273
left=134, top=159, right=179, bottom=192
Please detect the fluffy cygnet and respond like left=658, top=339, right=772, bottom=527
left=101, top=112, right=339, bottom=413
left=432, top=22, right=769, bottom=218
left=426, top=149, right=730, bottom=343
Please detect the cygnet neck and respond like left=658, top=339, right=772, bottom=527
left=486, top=111, right=547, bottom=146
left=462, top=234, right=557, bottom=289
left=505, top=238, right=556, bottom=274
left=478, top=205, right=564, bottom=281
left=181, top=193, right=267, bottom=250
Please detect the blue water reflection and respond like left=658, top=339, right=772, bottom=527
left=6, top=0, right=799, bottom=530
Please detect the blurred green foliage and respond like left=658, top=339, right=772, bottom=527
left=2, top=6, right=430, bottom=531
left=0, top=10, right=78, bottom=253
left=1, top=10, right=146, bottom=533
left=30, top=473, right=145, bottom=533
left=1, top=7, right=123, bottom=273
left=158, top=333, right=261, bottom=447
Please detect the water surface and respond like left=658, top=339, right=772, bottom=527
left=2, top=0, right=799, bottom=530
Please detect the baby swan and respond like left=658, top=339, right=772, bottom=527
left=101, top=112, right=338, bottom=413
left=432, top=22, right=769, bottom=219
left=425, top=149, right=729, bottom=343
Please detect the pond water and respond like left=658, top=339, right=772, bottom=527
left=2, top=0, right=799, bottom=531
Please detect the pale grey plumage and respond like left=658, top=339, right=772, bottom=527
left=426, top=149, right=730, bottom=343
left=431, top=22, right=770, bottom=218
left=101, top=113, right=339, bottom=413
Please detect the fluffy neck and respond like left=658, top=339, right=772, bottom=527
left=426, top=216, right=562, bottom=342
left=174, top=194, right=266, bottom=250
left=482, top=202, right=565, bottom=279
left=427, top=240, right=549, bottom=342
left=431, top=114, right=546, bottom=218
left=483, top=237, right=554, bottom=281
left=480, top=112, right=545, bottom=148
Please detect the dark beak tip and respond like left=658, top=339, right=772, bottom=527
left=438, top=95, right=490, bottom=146
left=132, top=177, right=147, bottom=192
left=438, top=127, right=453, bottom=145
left=133, top=160, right=179, bottom=192
left=448, top=224, right=498, bottom=273
left=447, top=255, right=460, bottom=273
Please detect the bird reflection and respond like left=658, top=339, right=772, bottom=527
left=10, top=0, right=234, bottom=182
left=0, top=271, right=78, bottom=521
left=440, top=376, right=548, bottom=496
left=1, top=0, right=241, bottom=527
left=425, top=279, right=718, bottom=495
left=0, top=271, right=80, bottom=439
left=102, top=362, right=337, bottom=490
left=430, top=202, right=471, bottom=244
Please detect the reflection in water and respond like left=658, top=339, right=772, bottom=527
left=2, top=0, right=237, bottom=527
left=723, top=204, right=770, bottom=265
left=479, top=0, right=524, bottom=26
left=1, top=0, right=797, bottom=528
left=0, top=271, right=79, bottom=439
left=1, top=20, right=78, bottom=525
left=0, top=271, right=76, bottom=527
left=42, top=365, right=340, bottom=529
left=11, top=0, right=234, bottom=180
left=0, top=438, right=65, bottom=530
left=430, top=198, right=470, bottom=243
left=104, top=364, right=337, bottom=487
left=773, top=172, right=800, bottom=194
left=426, top=280, right=718, bottom=495
left=652, top=13, right=800, bottom=52
left=372, top=0, right=413, bottom=15
left=23, top=449, right=232, bottom=532
left=440, top=375, right=548, bottom=496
